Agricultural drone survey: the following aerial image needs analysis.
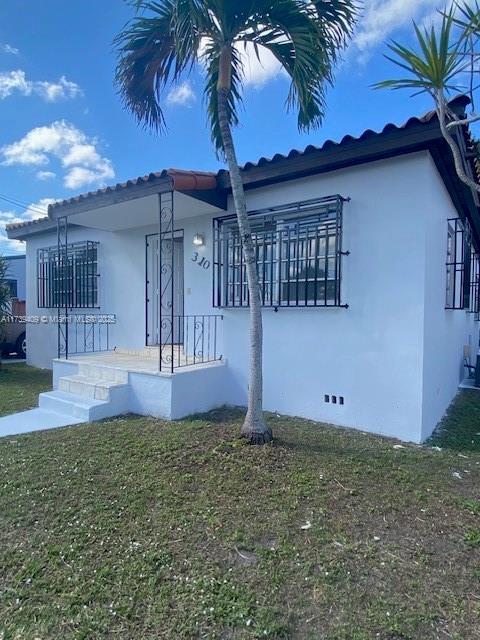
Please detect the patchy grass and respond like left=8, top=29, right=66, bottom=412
left=0, top=371, right=479, bottom=639
left=465, top=529, right=480, bottom=546
left=428, top=389, right=480, bottom=452
left=0, top=362, right=51, bottom=416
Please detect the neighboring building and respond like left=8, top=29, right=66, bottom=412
left=3, top=254, right=26, bottom=300
left=6, top=95, right=480, bottom=443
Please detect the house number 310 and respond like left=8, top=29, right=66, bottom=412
left=192, top=252, right=210, bottom=270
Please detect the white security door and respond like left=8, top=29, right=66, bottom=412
left=146, top=235, right=184, bottom=345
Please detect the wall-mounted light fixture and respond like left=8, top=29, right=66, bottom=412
left=193, top=233, right=205, bottom=247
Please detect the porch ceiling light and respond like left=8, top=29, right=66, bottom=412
left=193, top=233, right=205, bottom=247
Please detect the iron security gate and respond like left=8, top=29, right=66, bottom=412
left=146, top=233, right=184, bottom=345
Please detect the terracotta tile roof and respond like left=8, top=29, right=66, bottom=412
left=48, top=168, right=217, bottom=213
left=6, top=216, right=52, bottom=232
left=215, top=94, right=470, bottom=177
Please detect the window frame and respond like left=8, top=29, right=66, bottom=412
left=5, top=279, right=18, bottom=298
left=445, top=217, right=480, bottom=316
left=213, top=195, right=348, bottom=309
left=37, top=241, right=99, bottom=309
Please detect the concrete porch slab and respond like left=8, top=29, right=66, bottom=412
left=0, top=409, right=84, bottom=438
left=55, top=348, right=225, bottom=376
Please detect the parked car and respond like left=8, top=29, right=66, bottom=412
left=0, top=321, right=26, bottom=358
left=0, top=299, right=26, bottom=358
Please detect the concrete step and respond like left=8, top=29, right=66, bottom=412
left=77, top=362, right=129, bottom=384
left=39, top=390, right=126, bottom=422
left=58, top=375, right=127, bottom=401
left=39, top=390, right=109, bottom=421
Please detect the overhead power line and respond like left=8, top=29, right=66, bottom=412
left=0, top=193, right=49, bottom=217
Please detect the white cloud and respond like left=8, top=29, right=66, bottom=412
left=2, top=121, right=81, bottom=166
left=0, top=233, right=24, bottom=254
left=35, top=76, right=82, bottom=102
left=0, top=70, right=29, bottom=99
left=198, top=37, right=285, bottom=90
left=350, top=0, right=469, bottom=61
left=235, top=42, right=285, bottom=88
left=62, top=143, right=101, bottom=167
left=1, top=43, right=19, bottom=55
left=1, top=210, right=33, bottom=254
left=353, top=0, right=434, bottom=52
left=1, top=121, right=115, bottom=190
left=22, top=197, right=55, bottom=221
left=0, top=198, right=53, bottom=255
left=36, top=170, right=56, bottom=181
left=167, top=81, right=196, bottom=106
left=64, top=163, right=113, bottom=189
left=0, top=70, right=82, bottom=101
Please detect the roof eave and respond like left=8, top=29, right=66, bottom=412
left=216, top=117, right=480, bottom=248
left=47, top=170, right=227, bottom=220
left=430, top=138, right=480, bottom=247
left=217, top=119, right=444, bottom=191
left=6, top=219, right=56, bottom=239
left=48, top=175, right=174, bottom=220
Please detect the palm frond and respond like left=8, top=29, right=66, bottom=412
left=173, top=0, right=211, bottom=64
left=452, top=1, right=480, bottom=37
left=115, top=0, right=358, bottom=142
left=114, top=0, right=199, bottom=130
left=311, top=0, right=359, bottom=49
left=373, top=11, right=464, bottom=95
left=203, top=39, right=243, bottom=152
left=237, top=0, right=357, bottom=131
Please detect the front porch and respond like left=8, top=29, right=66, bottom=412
left=42, top=347, right=231, bottom=424
left=56, top=312, right=224, bottom=374
left=27, top=170, right=234, bottom=425
left=43, top=170, right=227, bottom=375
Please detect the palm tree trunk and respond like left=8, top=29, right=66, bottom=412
left=436, top=90, right=480, bottom=194
left=217, top=48, right=272, bottom=444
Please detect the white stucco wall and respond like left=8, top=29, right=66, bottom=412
left=420, top=155, right=479, bottom=441
left=221, top=154, right=430, bottom=442
left=25, top=237, right=58, bottom=366
left=174, top=153, right=429, bottom=441
left=177, top=152, right=480, bottom=441
left=25, top=224, right=156, bottom=369
left=21, top=150, right=478, bottom=442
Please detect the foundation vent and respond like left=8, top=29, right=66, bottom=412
left=324, top=395, right=345, bottom=405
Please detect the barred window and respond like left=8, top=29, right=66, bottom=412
left=213, top=196, right=347, bottom=308
left=38, top=241, right=99, bottom=309
left=445, top=218, right=479, bottom=316
left=5, top=279, right=17, bottom=298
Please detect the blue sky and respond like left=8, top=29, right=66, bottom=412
left=0, top=0, right=455, bottom=254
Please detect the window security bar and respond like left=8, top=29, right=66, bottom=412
left=445, top=218, right=480, bottom=316
left=37, top=241, right=99, bottom=309
left=213, top=195, right=349, bottom=309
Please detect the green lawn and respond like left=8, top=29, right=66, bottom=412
left=0, top=362, right=52, bottom=416
left=0, top=367, right=479, bottom=639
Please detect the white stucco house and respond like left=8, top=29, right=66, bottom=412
left=6, top=95, right=480, bottom=443
left=3, top=254, right=26, bottom=300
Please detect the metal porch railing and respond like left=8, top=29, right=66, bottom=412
left=157, top=313, right=223, bottom=372
left=58, top=313, right=115, bottom=358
